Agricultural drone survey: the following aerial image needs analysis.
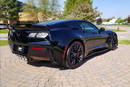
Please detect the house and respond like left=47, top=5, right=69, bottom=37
left=102, top=18, right=118, bottom=25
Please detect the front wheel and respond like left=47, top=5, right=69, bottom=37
left=108, top=35, right=118, bottom=50
left=65, top=41, right=84, bottom=69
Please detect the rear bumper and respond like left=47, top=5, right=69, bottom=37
left=9, top=40, right=66, bottom=66
left=9, top=41, right=53, bottom=61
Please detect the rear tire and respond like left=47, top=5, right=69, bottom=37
left=65, top=41, right=84, bottom=69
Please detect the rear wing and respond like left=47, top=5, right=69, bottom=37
left=11, top=23, right=48, bottom=30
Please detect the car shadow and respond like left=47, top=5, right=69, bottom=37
left=29, top=48, right=111, bottom=70
left=29, top=61, right=61, bottom=68
left=80, top=49, right=110, bottom=67
left=29, top=60, right=68, bottom=70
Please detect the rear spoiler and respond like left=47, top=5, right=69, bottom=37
left=11, top=23, right=48, bottom=30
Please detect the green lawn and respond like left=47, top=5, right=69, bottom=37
left=0, top=40, right=9, bottom=46
left=105, top=29, right=126, bottom=32
left=0, top=29, right=9, bottom=33
left=100, top=24, right=130, bottom=27
left=119, top=40, right=130, bottom=45
left=97, top=26, right=127, bottom=32
left=117, top=25, right=130, bottom=27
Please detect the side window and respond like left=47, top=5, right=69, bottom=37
left=80, top=22, right=98, bottom=32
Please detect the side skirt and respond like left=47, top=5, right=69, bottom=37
left=85, top=47, right=109, bottom=58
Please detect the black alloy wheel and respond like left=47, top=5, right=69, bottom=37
left=66, top=41, right=84, bottom=69
left=109, top=35, right=118, bottom=50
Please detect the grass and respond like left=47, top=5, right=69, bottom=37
left=0, top=40, right=8, bottom=46
left=100, top=24, right=130, bottom=27
left=116, top=25, right=130, bottom=27
left=105, top=29, right=126, bottom=32
left=119, top=40, right=130, bottom=45
left=0, top=29, right=9, bottom=33
left=97, top=26, right=127, bottom=32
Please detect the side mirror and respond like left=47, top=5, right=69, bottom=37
left=0, top=24, right=9, bottom=30
left=99, top=27, right=105, bottom=33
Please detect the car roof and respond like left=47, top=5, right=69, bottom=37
left=35, top=20, right=88, bottom=26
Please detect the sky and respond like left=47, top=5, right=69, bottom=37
left=18, top=0, right=130, bottom=18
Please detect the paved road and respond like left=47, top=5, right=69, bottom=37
left=0, top=34, right=8, bottom=40
left=0, top=45, right=130, bottom=87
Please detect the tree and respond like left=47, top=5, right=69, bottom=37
left=17, top=1, right=24, bottom=12
left=64, top=0, right=93, bottom=15
left=102, top=17, right=115, bottom=22
left=128, top=16, right=130, bottom=23
left=116, top=17, right=127, bottom=24
left=96, top=18, right=102, bottom=25
left=22, top=0, right=39, bottom=22
left=37, top=0, right=60, bottom=21
left=38, top=0, right=49, bottom=12
left=66, top=2, right=100, bottom=22
left=0, top=0, right=19, bottom=23
left=22, top=0, right=37, bottom=13
left=108, top=16, right=115, bottom=21
left=22, top=0, right=61, bottom=21
left=49, top=0, right=60, bottom=13
left=102, top=18, right=108, bottom=22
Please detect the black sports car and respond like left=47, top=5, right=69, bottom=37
left=8, top=20, right=118, bottom=69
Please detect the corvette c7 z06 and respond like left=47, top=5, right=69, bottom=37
left=8, top=20, right=118, bottom=69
